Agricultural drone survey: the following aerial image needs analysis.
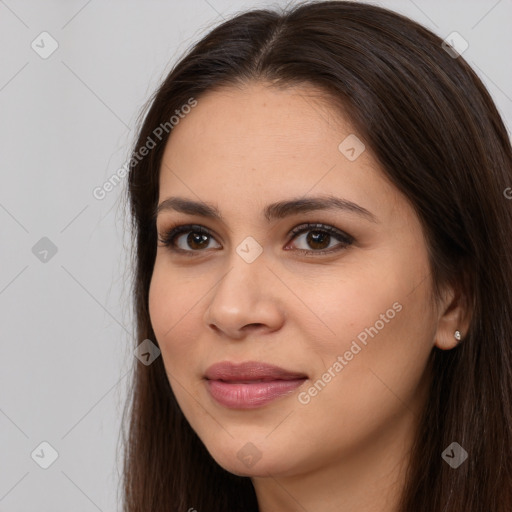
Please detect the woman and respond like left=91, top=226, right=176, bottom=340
left=121, top=1, right=512, bottom=510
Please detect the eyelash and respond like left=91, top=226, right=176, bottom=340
left=157, top=222, right=354, bottom=257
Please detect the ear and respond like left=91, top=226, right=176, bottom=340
left=433, top=282, right=471, bottom=350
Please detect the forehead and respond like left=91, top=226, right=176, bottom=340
left=157, top=82, right=405, bottom=224
left=163, top=81, right=348, bottom=160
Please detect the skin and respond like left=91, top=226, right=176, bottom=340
left=148, top=82, right=469, bottom=512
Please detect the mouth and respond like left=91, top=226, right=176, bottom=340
left=215, top=378, right=298, bottom=384
left=204, top=361, right=308, bottom=409
left=204, top=360, right=308, bottom=381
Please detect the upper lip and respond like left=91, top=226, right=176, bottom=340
left=204, top=361, right=307, bottom=381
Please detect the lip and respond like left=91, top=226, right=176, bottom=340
left=204, top=361, right=308, bottom=409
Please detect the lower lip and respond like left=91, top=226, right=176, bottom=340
left=205, top=378, right=307, bottom=409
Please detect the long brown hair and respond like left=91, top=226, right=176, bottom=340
left=121, top=1, right=512, bottom=510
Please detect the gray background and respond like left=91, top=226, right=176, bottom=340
left=1, top=0, right=511, bottom=510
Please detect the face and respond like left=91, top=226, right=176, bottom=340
left=148, top=82, right=444, bottom=480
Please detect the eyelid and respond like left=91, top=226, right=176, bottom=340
left=288, top=222, right=354, bottom=244
left=157, top=221, right=354, bottom=255
left=157, top=223, right=220, bottom=254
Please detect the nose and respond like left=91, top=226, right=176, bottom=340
left=203, top=252, right=286, bottom=340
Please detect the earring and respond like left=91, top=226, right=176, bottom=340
left=454, top=330, right=462, bottom=341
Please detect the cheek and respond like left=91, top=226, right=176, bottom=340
left=317, top=241, right=433, bottom=350
left=296, top=270, right=435, bottom=428
left=148, top=263, right=209, bottom=425
left=294, top=248, right=435, bottom=401
left=148, top=262, right=201, bottom=364
left=288, top=258, right=406, bottom=355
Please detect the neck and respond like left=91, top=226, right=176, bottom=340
left=251, top=407, right=417, bottom=512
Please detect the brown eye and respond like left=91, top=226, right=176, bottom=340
left=183, top=231, right=210, bottom=250
left=304, top=231, right=331, bottom=250
left=158, top=222, right=353, bottom=257
left=158, top=225, right=221, bottom=253
left=286, top=223, right=354, bottom=255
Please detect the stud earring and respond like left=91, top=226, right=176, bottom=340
left=454, top=330, right=462, bottom=341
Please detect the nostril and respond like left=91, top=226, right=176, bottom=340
left=245, top=323, right=265, bottom=331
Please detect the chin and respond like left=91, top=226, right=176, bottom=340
left=202, top=439, right=289, bottom=476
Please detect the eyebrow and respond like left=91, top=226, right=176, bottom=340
left=153, top=194, right=378, bottom=224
